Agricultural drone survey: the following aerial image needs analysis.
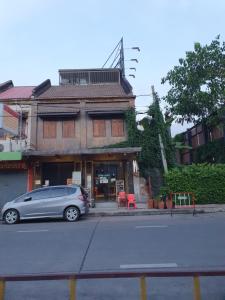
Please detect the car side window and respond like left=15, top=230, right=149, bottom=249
left=15, top=193, right=31, bottom=203
left=50, top=187, right=68, bottom=198
left=30, top=188, right=52, bottom=201
left=67, top=187, right=77, bottom=195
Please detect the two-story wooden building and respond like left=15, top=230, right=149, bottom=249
left=24, top=68, right=141, bottom=202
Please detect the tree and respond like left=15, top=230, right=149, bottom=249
left=162, top=36, right=225, bottom=124
left=138, top=86, right=175, bottom=174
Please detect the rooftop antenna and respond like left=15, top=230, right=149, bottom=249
left=102, top=38, right=140, bottom=78
left=102, top=37, right=125, bottom=76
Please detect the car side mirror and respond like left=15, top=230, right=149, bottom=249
left=24, top=196, right=32, bottom=202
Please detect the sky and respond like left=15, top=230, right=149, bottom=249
left=0, top=0, right=224, bottom=136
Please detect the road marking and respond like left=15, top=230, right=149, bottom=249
left=17, top=230, right=49, bottom=233
left=135, top=225, right=168, bottom=229
left=120, top=263, right=178, bottom=269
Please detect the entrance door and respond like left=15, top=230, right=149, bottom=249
left=42, top=162, right=74, bottom=186
left=94, top=163, right=119, bottom=201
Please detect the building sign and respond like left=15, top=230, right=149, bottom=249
left=0, top=161, right=27, bottom=169
left=72, top=171, right=81, bottom=185
left=116, top=180, right=124, bottom=193
left=0, top=152, right=22, bottom=161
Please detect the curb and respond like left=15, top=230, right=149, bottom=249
left=88, top=209, right=200, bottom=217
left=87, top=208, right=213, bottom=217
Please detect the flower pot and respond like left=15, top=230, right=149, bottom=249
left=147, top=199, right=154, bottom=209
left=153, top=199, right=158, bottom=209
left=158, top=200, right=165, bottom=209
left=166, top=200, right=173, bottom=209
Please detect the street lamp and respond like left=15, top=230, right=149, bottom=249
left=129, top=59, right=139, bottom=63
left=125, top=47, right=141, bottom=52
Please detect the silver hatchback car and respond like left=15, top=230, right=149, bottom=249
left=1, top=185, right=89, bottom=224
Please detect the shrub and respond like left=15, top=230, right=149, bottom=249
left=164, top=164, right=225, bottom=204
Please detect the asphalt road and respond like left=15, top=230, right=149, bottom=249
left=1, top=213, right=225, bottom=299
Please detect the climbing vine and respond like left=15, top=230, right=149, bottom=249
left=101, top=95, right=175, bottom=178
left=194, top=138, right=225, bottom=163
left=137, top=91, right=175, bottom=175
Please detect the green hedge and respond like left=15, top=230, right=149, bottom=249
left=164, top=164, right=225, bottom=204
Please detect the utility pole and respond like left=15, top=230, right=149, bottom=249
left=151, top=85, right=168, bottom=174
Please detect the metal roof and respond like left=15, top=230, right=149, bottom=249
left=0, top=86, right=35, bottom=100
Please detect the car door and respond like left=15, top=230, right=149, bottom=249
left=18, top=188, right=53, bottom=218
left=47, top=187, right=69, bottom=215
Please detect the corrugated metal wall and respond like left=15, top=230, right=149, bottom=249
left=0, top=171, right=27, bottom=208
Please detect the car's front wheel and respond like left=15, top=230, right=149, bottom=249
left=4, top=209, right=19, bottom=224
left=64, top=206, right=80, bottom=222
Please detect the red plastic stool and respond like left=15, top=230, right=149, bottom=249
left=127, top=194, right=137, bottom=209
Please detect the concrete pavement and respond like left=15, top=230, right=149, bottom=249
left=1, top=214, right=225, bottom=299
left=88, top=202, right=225, bottom=217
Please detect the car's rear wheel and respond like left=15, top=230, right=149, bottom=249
left=64, top=206, right=80, bottom=222
left=4, top=209, right=19, bottom=224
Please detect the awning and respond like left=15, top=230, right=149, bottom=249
left=87, top=110, right=125, bottom=117
left=23, top=147, right=141, bottom=156
left=38, top=111, right=80, bottom=119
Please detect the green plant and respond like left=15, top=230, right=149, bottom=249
left=162, top=36, right=225, bottom=124
left=164, top=164, right=225, bottom=204
left=194, top=138, right=225, bottom=163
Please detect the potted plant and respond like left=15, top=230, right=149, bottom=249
left=158, top=196, right=165, bottom=209
left=147, top=199, right=154, bottom=209
left=166, top=195, right=173, bottom=209
left=160, top=186, right=173, bottom=209
left=153, top=198, right=158, bottom=209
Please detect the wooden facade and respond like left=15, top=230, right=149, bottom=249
left=26, top=69, right=140, bottom=201
left=178, top=121, right=225, bottom=165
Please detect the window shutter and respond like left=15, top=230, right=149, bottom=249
left=93, top=120, right=106, bottom=137
left=112, top=119, right=124, bottom=137
left=43, top=121, right=56, bottom=138
left=62, top=120, right=75, bottom=138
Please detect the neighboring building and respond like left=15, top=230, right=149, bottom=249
left=0, top=80, right=34, bottom=207
left=0, top=80, right=48, bottom=207
left=176, top=120, right=225, bottom=165
left=0, top=69, right=141, bottom=206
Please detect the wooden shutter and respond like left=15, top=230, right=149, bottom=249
left=62, top=120, right=75, bottom=138
left=93, top=120, right=106, bottom=137
left=112, top=119, right=124, bottom=137
left=43, top=120, right=56, bottom=138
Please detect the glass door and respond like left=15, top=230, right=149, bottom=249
left=94, top=162, right=118, bottom=201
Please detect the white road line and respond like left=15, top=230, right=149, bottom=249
left=17, top=230, right=49, bottom=233
left=120, top=263, right=178, bottom=269
left=135, top=225, right=168, bottom=229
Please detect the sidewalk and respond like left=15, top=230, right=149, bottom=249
left=88, top=202, right=225, bottom=217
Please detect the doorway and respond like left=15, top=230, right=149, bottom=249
left=93, top=162, right=123, bottom=201
left=42, top=162, right=74, bottom=186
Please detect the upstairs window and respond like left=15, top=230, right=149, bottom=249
left=112, top=119, right=124, bottom=137
left=93, top=119, right=106, bottom=137
left=43, top=120, right=56, bottom=138
left=62, top=120, right=75, bottom=138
